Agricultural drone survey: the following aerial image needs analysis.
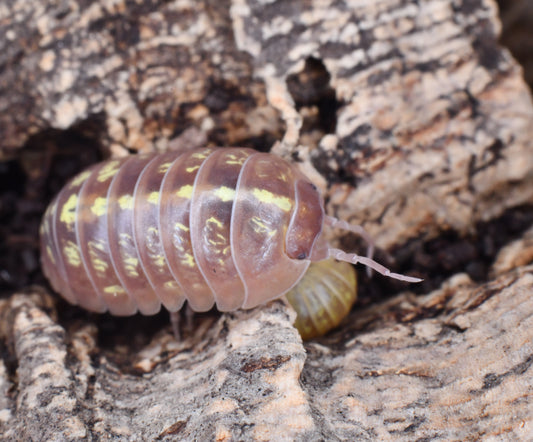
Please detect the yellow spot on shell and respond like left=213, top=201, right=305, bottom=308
left=192, top=151, right=209, bottom=159
left=176, top=185, right=193, bottom=199
left=97, top=161, right=120, bottom=182
left=91, top=257, right=108, bottom=273
left=213, top=186, right=235, bottom=202
left=124, top=256, right=139, bottom=277
left=70, top=171, right=91, bottom=187
left=89, top=240, right=105, bottom=252
left=124, top=256, right=138, bottom=267
left=181, top=253, right=196, bottom=268
left=164, top=280, right=180, bottom=289
left=118, top=233, right=133, bottom=246
left=104, top=285, right=126, bottom=294
left=158, top=162, right=173, bottom=174
left=153, top=255, right=166, bottom=267
left=60, top=194, right=78, bottom=227
left=186, top=165, right=200, bottom=173
left=251, top=189, right=292, bottom=211
left=207, top=217, right=223, bottom=228
left=91, top=197, right=107, bottom=216
left=250, top=216, right=276, bottom=237
left=63, top=241, right=81, bottom=267
left=174, top=222, right=189, bottom=232
left=46, top=246, right=56, bottom=264
left=224, top=154, right=248, bottom=166
left=118, top=194, right=134, bottom=210
left=148, top=191, right=159, bottom=204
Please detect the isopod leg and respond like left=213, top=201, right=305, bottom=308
left=169, top=305, right=195, bottom=340
left=170, top=311, right=181, bottom=340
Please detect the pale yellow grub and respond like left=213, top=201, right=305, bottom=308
left=63, top=241, right=81, bottom=267
left=213, top=186, right=235, bottom=202
left=118, top=194, right=134, bottom=210
left=252, top=188, right=292, bottom=211
left=91, top=197, right=108, bottom=216
left=46, top=246, right=56, bottom=264
left=158, top=161, right=173, bottom=174
left=148, top=191, right=159, bottom=205
left=176, top=185, right=193, bottom=199
left=97, top=161, right=120, bottom=182
left=174, top=222, right=189, bottom=232
left=104, top=285, right=126, bottom=294
left=70, top=171, right=91, bottom=187
left=60, top=194, right=78, bottom=227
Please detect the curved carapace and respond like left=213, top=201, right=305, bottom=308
left=40, top=147, right=421, bottom=317
left=41, top=148, right=319, bottom=315
left=285, top=259, right=357, bottom=340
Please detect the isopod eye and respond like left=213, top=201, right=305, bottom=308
left=285, top=180, right=324, bottom=260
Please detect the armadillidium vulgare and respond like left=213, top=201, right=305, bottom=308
left=285, top=259, right=357, bottom=340
left=40, top=147, right=420, bottom=323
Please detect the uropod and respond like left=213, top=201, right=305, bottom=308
left=40, top=147, right=420, bottom=337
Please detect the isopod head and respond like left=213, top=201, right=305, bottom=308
left=286, top=259, right=357, bottom=340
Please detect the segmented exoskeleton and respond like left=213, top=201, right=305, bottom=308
left=285, top=259, right=357, bottom=340
left=40, top=147, right=419, bottom=325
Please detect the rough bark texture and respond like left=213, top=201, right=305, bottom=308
left=1, top=0, right=533, bottom=440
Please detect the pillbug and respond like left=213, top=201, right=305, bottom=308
left=40, top=147, right=420, bottom=324
left=286, top=259, right=357, bottom=340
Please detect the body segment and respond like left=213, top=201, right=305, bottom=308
left=286, top=259, right=357, bottom=340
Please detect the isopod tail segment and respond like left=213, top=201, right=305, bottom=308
left=285, top=179, right=422, bottom=284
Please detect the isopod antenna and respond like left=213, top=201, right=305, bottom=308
left=324, top=215, right=422, bottom=283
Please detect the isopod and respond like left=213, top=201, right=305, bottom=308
left=40, top=147, right=420, bottom=321
left=285, top=259, right=357, bottom=340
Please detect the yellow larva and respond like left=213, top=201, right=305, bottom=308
left=286, top=259, right=357, bottom=340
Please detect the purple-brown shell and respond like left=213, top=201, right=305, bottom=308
left=39, top=148, right=328, bottom=316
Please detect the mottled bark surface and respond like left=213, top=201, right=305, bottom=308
left=1, top=0, right=532, bottom=440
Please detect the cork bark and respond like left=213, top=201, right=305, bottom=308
left=1, top=0, right=532, bottom=440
